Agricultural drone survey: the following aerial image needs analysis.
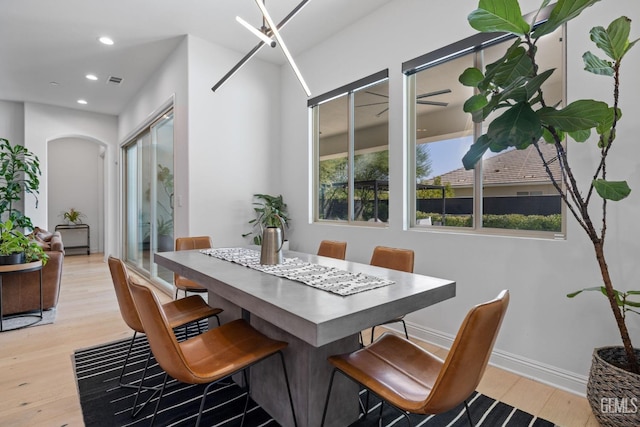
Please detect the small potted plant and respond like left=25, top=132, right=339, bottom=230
left=61, top=208, right=85, bottom=225
left=0, top=220, right=48, bottom=265
left=242, top=194, right=290, bottom=246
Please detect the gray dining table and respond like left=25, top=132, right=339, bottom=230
left=155, top=248, right=455, bottom=427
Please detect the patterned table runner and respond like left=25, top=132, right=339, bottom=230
left=200, top=247, right=394, bottom=296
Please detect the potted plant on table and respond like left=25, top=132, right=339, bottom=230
left=242, top=193, right=290, bottom=246
left=61, top=208, right=85, bottom=225
left=0, top=220, right=48, bottom=265
left=459, top=0, right=637, bottom=424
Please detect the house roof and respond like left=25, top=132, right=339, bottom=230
left=434, top=142, right=561, bottom=188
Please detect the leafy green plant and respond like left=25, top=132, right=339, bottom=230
left=0, top=219, right=48, bottom=264
left=62, top=208, right=85, bottom=224
left=459, top=0, right=638, bottom=371
left=242, top=194, right=290, bottom=245
left=568, top=287, right=640, bottom=318
left=0, top=138, right=41, bottom=230
left=157, top=164, right=174, bottom=216
left=156, top=216, right=173, bottom=236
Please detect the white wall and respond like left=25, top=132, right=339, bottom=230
left=20, top=103, right=117, bottom=255
left=279, top=0, right=640, bottom=395
left=119, top=34, right=282, bottom=250
left=186, top=36, right=281, bottom=247
left=48, top=137, right=104, bottom=253
left=117, top=37, right=187, bottom=286
left=0, top=101, right=24, bottom=146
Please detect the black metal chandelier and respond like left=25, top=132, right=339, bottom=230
left=211, top=0, right=312, bottom=96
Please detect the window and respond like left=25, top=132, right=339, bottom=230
left=310, top=71, right=389, bottom=223
left=405, top=12, right=564, bottom=236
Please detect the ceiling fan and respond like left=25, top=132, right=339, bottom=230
left=357, top=88, right=452, bottom=117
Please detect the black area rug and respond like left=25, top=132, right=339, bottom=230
left=74, top=324, right=557, bottom=427
left=351, top=390, right=556, bottom=427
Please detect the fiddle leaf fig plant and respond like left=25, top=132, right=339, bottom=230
left=460, top=0, right=639, bottom=372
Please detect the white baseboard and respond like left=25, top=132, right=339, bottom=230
left=396, top=322, right=589, bottom=397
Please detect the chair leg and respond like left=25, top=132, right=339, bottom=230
left=400, top=411, right=413, bottom=427
left=358, top=389, right=369, bottom=418
left=117, top=332, right=162, bottom=418
left=371, top=319, right=409, bottom=345
left=195, top=380, right=220, bottom=427
left=321, top=369, right=339, bottom=427
left=130, top=350, right=161, bottom=417
left=117, top=332, right=138, bottom=388
left=240, top=370, right=251, bottom=427
left=401, top=319, right=409, bottom=340
left=277, top=351, right=298, bottom=427
left=149, top=372, right=169, bottom=427
left=379, top=400, right=414, bottom=427
left=464, top=400, right=474, bottom=426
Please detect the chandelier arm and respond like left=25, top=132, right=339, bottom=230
left=211, top=0, right=311, bottom=93
left=255, top=0, right=311, bottom=96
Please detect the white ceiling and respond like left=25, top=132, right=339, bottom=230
left=0, top=0, right=393, bottom=116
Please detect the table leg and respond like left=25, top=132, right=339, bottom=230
left=250, top=317, right=360, bottom=427
left=207, top=290, right=361, bottom=427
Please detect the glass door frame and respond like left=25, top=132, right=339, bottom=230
left=121, top=105, right=174, bottom=287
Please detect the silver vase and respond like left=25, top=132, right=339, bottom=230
left=260, top=227, right=284, bottom=265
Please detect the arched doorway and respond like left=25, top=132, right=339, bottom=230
left=47, top=137, right=106, bottom=254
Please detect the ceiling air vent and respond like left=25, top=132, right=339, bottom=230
left=107, top=76, right=123, bottom=85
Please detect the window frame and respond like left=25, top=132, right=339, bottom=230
left=309, top=70, right=390, bottom=225
left=403, top=5, right=566, bottom=239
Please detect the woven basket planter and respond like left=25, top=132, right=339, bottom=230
left=587, top=347, right=640, bottom=426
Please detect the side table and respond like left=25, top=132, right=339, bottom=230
left=0, top=261, right=43, bottom=332
left=55, top=224, right=90, bottom=255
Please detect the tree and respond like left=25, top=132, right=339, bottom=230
left=417, top=176, right=455, bottom=199
left=319, top=157, right=348, bottom=219
left=415, top=143, right=433, bottom=182
left=319, top=146, right=434, bottom=220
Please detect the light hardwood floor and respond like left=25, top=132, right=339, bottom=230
left=0, top=254, right=598, bottom=426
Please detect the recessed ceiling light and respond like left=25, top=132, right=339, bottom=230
left=86, top=74, right=98, bottom=81
left=98, top=36, right=114, bottom=45
left=77, top=99, right=88, bottom=105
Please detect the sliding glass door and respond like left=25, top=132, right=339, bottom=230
left=123, top=110, right=174, bottom=285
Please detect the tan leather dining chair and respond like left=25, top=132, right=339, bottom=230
left=321, top=290, right=510, bottom=427
left=369, top=246, right=415, bottom=341
left=108, top=256, right=222, bottom=416
left=174, top=236, right=212, bottom=299
left=128, top=280, right=298, bottom=427
left=317, top=240, right=347, bottom=260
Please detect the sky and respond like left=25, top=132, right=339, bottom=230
left=422, top=135, right=473, bottom=179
